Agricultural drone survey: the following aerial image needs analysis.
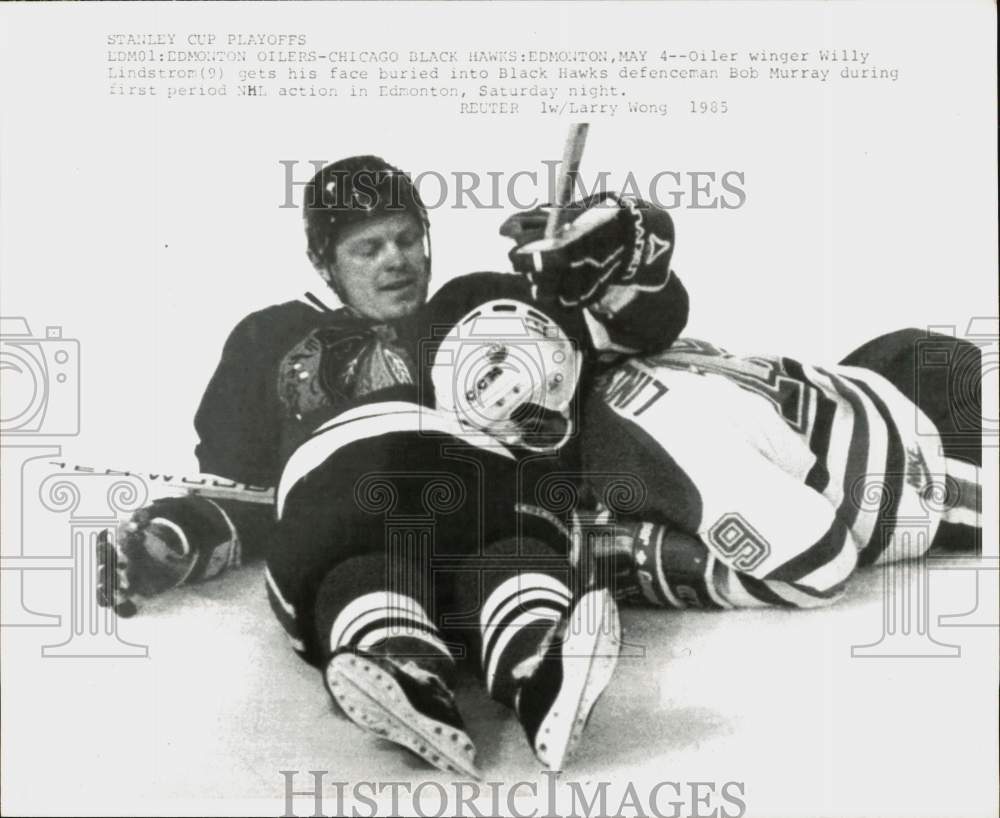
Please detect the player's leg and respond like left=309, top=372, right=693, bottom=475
left=267, top=430, right=480, bottom=775
left=840, top=328, right=982, bottom=466
left=446, top=498, right=621, bottom=770
left=319, top=432, right=615, bottom=774
left=266, top=434, right=391, bottom=666
left=840, top=329, right=982, bottom=553
left=317, top=553, right=479, bottom=778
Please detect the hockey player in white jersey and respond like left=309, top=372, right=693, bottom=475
left=494, top=193, right=984, bottom=611
left=577, top=332, right=983, bottom=609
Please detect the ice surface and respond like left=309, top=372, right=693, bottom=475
left=2, top=557, right=997, bottom=817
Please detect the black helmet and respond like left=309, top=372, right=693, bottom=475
left=303, top=155, right=430, bottom=267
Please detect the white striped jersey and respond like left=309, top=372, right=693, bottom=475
left=582, top=338, right=957, bottom=607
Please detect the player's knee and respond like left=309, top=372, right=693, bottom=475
left=313, top=555, right=389, bottom=661
left=315, top=554, right=390, bottom=614
left=840, top=328, right=922, bottom=368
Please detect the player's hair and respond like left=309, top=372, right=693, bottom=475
left=303, top=155, right=430, bottom=267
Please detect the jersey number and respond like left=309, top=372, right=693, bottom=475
left=652, top=339, right=812, bottom=434
left=707, top=512, right=772, bottom=572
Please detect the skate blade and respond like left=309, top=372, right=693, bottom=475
left=535, top=589, right=620, bottom=770
left=327, top=652, right=481, bottom=780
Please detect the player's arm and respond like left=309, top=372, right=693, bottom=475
left=98, top=492, right=273, bottom=619
left=580, top=386, right=861, bottom=609
left=97, top=494, right=244, bottom=616
left=500, top=194, right=689, bottom=355
left=98, top=316, right=280, bottom=616
left=690, top=437, right=860, bottom=595
left=194, top=313, right=283, bottom=488
left=586, top=518, right=854, bottom=610
left=97, top=491, right=273, bottom=618
left=191, top=313, right=283, bottom=562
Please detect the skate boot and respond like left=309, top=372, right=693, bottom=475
left=511, top=588, right=621, bottom=769
left=326, top=647, right=480, bottom=778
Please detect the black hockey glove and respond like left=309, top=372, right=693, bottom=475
left=97, top=495, right=241, bottom=617
left=500, top=193, right=675, bottom=309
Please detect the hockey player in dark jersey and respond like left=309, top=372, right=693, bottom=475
left=99, top=163, right=689, bottom=610
left=96, top=156, right=692, bottom=774
left=94, top=157, right=435, bottom=612
left=264, top=185, right=690, bottom=774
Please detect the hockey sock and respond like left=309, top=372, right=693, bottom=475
left=473, top=538, right=572, bottom=708
left=315, top=554, right=455, bottom=683
left=931, top=458, right=982, bottom=553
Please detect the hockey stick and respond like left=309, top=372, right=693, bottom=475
left=544, top=122, right=590, bottom=239
left=47, top=460, right=275, bottom=505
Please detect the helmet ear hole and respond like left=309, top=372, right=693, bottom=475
left=508, top=403, right=573, bottom=452
left=509, top=402, right=542, bottom=424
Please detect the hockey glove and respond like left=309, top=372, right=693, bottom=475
left=97, top=495, right=241, bottom=617
left=572, top=514, right=715, bottom=608
left=500, top=193, right=675, bottom=309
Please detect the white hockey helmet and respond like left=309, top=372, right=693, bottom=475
left=431, top=299, right=581, bottom=452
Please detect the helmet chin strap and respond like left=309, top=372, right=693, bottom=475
left=316, top=267, right=353, bottom=315
left=493, top=404, right=574, bottom=454
left=515, top=417, right=574, bottom=454
left=320, top=267, right=339, bottom=295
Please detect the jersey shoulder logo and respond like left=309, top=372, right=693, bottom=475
left=277, top=325, right=416, bottom=421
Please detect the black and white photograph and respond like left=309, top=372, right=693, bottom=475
left=0, top=2, right=997, bottom=816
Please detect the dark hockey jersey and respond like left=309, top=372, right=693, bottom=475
left=195, top=270, right=690, bottom=490
left=191, top=269, right=689, bottom=560
left=582, top=338, right=957, bottom=608
left=194, top=292, right=422, bottom=488
left=192, top=289, right=425, bottom=559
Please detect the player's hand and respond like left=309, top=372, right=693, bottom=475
left=97, top=501, right=199, bottom=617
left=569, top=509, right=636, bottom=595
left=500, top=193, right=675, bottom=308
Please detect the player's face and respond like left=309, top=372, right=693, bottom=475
left=327, top=213, right=430, bottom=321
